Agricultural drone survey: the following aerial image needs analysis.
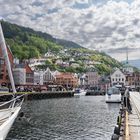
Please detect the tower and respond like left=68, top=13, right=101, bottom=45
left=126, top=46, right=129, bottom=65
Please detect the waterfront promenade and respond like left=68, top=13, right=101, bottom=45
left=125, top=91, right=140, bottom=140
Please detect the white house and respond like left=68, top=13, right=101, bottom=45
left=13, top=68, right=26, bottom=85
left=43, top=68, right=55, bottom=84
left=34, top=71, right=44, bottom=85
left=111, top=68, right=126, bottom=87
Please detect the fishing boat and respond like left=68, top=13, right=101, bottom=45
left=0, top=22, right=24, bottom=140
left=105, top=86, right=121, bottom=103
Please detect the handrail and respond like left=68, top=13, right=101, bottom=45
left=0, top=94, right=25, bottom=107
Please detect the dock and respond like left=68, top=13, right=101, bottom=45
left=113, top=91, right=140, bottom=140
left=111, top=91, right=140, bottom=140
left=125, top=91, right=140, bottom=140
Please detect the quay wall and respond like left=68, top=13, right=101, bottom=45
left=86, top=90, right=105, bottom=96
left=0, top=91, right=74, bottom=101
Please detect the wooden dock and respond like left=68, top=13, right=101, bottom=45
left=124, top=91, right=140, bottom=140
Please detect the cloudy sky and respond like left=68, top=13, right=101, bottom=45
left=0, top=0, right=140, bottom=61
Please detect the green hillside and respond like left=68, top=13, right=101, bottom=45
left=1, top=20, right=122, bottom=74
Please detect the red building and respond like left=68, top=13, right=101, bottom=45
left=0, top=45, right=14, bottom=86
left=55, top=72, right=78, bottom=89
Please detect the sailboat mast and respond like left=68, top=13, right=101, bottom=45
left=0, top=23, right=16, bottom=93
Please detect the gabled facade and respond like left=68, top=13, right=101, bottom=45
left=111, top=68, right=126, bottom=86
left=55, top=72, right=78, bottom=89
left=86, top=71, right=100, bottom=86
left=43, top=68, right=55, bottom=85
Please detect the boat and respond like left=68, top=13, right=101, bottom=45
left=0, top=95, right=24, bottom=140
left=0, top=22, right=24, bottom=140
left=105, top=86, right=121, bottom=103
left=74, top=88, right=87, bottom=96
left=0, top=87, right=9, bottom=93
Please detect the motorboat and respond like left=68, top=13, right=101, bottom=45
left=74, top=88, right=87, bottom=96
left=105, top=86, right=121, bottom=103
left=0, top=22, right=24, bottom=140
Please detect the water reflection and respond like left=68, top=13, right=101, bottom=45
left=7, top=96, right=120, bottom=140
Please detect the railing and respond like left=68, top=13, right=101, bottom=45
left=0, top=94, right=24, bottom=110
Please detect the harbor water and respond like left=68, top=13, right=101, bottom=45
left=6, top=96, right=120, bottom=140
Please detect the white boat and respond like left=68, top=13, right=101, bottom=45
left=105, top=86, right=121, bottom=103
left=0, top=22, right=24, bottom=140
left=0, top=87, right=9, bottom=93
left=0, top=95, right=24, bottom=140
left=74, top=89, right=87, bottom=96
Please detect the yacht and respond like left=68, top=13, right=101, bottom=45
left=105, top=86, right=121, bottom=103
left=0, top=22, right=24, bottom=140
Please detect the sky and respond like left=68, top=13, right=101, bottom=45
left=0, top=0, right=140, bottom=62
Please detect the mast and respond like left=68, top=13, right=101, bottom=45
left=0, top=23, right=16, bottom=93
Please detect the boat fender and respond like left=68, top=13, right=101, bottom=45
left=111, top=134, right=119, bottom=140
left=117, top=115, right=121, bottom=127
left=114, top=125, right=120, bottom=135
left=19, top=112, right=24, bottom=118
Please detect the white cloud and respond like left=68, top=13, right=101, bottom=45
left=0, top=0, right=140, bottom=61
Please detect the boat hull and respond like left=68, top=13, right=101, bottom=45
left=0, top=107, right=21, bottom=140
left=105, top=94, right=121, bottom=103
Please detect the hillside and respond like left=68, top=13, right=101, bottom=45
left=1, top=20, right=122, bottom=74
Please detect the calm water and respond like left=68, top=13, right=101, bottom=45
left=6, top=96, right=120, bottom=140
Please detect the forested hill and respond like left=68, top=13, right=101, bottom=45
left=0, top=20, right=123, bottom=74
left=1, top=20, right=84, bottom=60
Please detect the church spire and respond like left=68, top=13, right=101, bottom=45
left=126, top=46, right=128, bottom=65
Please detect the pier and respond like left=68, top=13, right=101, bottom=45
left=124, top=91, right=140, bottom=140
left=112, top=91, right=140, bottom=140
